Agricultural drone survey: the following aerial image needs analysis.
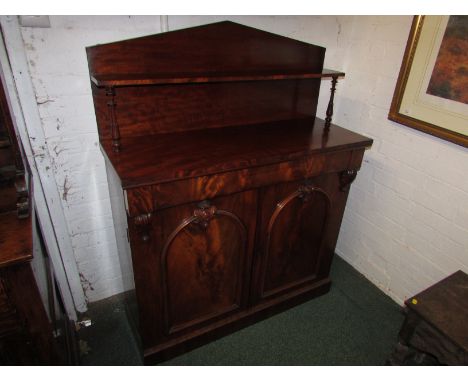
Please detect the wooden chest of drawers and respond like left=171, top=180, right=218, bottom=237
left=86, top=21, right=372, bottom=363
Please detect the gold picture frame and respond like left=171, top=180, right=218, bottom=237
left=388, top=16, right=468, bottom=148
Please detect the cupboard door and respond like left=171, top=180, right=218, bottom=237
left=252, top=179, right=332, bottom=302
left=130, top=190, right=257, bottom=340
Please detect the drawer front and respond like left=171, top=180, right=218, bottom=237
left=126, top=148, right=364, bottom=216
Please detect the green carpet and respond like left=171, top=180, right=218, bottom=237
left=78, top=256, right=404, bottom=365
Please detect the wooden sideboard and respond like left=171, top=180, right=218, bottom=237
left=86, top=21, right=373, bottom=364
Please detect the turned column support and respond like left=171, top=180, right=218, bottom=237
left=106, top=86, right=121, bottom=152
left=324, top=75, right=339, bottom=133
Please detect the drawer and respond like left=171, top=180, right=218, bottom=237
left=125, top=148, right=365, bottom=216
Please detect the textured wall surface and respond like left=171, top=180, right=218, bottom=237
left=330, top=16, right=468, bottom=304
left=16, top=15, right=468, bottom=304
left=19, top=16, right=163, bottom=302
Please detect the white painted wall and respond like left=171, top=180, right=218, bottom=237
left=1, top=16, right=87, bottom=317
left=10, top=15, right=467, bottom=305
left=331, top=16, right=468, bottom=304
left=16, top=16, right=163, bottom=302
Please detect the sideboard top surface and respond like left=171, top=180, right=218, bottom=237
left=102, top=117, right=372, bottom=189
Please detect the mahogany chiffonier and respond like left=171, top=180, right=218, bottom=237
left=86, top=21, right=373, bottom=364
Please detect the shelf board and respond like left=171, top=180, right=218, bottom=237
left=91, top=69, right=345, bottom=87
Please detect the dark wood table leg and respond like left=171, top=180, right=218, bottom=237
left=387, top=311, right=440, bottom=366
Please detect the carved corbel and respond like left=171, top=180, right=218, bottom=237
left=134, top=212, right=153, bottom=242
left=339, top=169, right=358, bottom=192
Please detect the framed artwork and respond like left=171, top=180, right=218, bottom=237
left=389, top=15, right=468, bottom=148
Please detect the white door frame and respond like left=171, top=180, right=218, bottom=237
left=0, top=15, right=87, bottom=319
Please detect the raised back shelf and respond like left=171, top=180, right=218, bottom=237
left=87, top=22, right=345, bottom=153
left=91, top=69, right=345, bottom=87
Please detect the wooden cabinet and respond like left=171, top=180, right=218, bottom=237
left=0, top=79, right=64, bottom=365
left=86, top=21, right=373, bottom=363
